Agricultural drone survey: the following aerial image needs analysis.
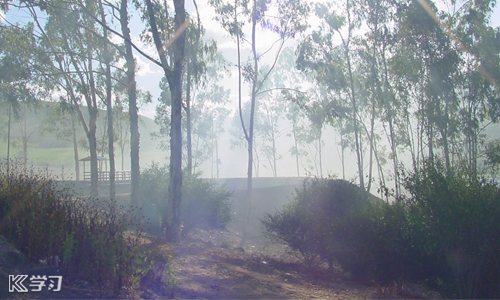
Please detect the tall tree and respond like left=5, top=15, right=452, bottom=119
left=26, top=0, right=105, bottom=196
left=98, top=0, right=116, bottom=201
left=211, top=0, right=308, bottom=244
left=119, top=0, right=141, bottom=213
left=297, top=1, right=365, bottom=189
left=0, top=22, right=48, bottom=170
left=143, top=0, right=187, bottom=242
left=40, top=102, right=82, bottom=180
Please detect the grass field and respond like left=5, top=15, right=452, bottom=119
left=0, top=101, right=169, bottom=178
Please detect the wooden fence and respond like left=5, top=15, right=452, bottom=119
left=83, top=170, right=131, bottom=181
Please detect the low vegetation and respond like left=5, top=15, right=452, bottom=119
left=141, top=163, right=232, bottom=236
left=0, top=162, right=162, bottom=296
left=263, top=161, right=500, bottom=299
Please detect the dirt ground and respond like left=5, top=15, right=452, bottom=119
left=2, top=228, right=440, bottom=299
left=170, top=229, right=440, bottom=300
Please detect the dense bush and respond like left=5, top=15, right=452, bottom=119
left=400, top=161, right=500, bottom=298
left=262, top=177, right=377, bottom=276
left=0, top=162, right=151, bottom=295
left=141, top=163, right=232, bottom=236
left=263, top=162, right=500, bottom=298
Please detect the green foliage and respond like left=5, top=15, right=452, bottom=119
left=485, top=139, right=500, bottom=173
left=262, top=177, right=375, bottom=275
left=141, top=163, right=232, bottom=236
left=400, top=160, right=500, bottom=298
left=0, top=162, right=151, bottom=295
left=263, top=163, right=500, bottom=298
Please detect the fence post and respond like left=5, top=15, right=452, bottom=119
left=62, top=165, right=64, bottom=181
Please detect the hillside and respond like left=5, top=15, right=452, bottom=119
left=0, top=101, right=168, bottom=178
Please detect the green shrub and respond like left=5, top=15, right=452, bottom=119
left=141, top=163, right=232, bottom=236
left=0, top=162, right=151, bottom=295
left=262, top=177, right=376, bottom=276
left=261, top=176, right=447, bottom=284
left=364, top=200, right=436, bottom=283
left=263, top=162, right=500, bottom=298
left=400, top=160, right=500, bottom=298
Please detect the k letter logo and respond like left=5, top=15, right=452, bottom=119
left=9, top=275, right=28, bottom=292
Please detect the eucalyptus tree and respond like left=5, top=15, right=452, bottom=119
left=394, top=0, right=463, bottom=176
left=154, top=42, right=228, bottom=173
left=0, top=21, right=49, bottom=170
left=449, top=0, right=500, bottom=177
left=268, top=47, right=311, bottom=177
left=211, top=0, right=309, bottom=243
left=297, top=1, right=366, bottom=190
left=140, top=0, right=187, bottom=242
left=40, top=102, right=82, bottom=180
left=253, top=65, right=286, bottom=178
left=190, top=84, right=230, bottom=173
left=284, top=100, right=307, bottom=177
left=376, top=6, right=403, bottom=197
left=21, top=0, right=103, bottom=196
left=65, top=0, right=144, bottom=206
left=187, top=49, right=230, bottom=172
left=113, top=98, right=130, bottom=171
left=98, top=0, right=116, bottom=201
left=229, top=101, right=262, bottom=176
left=183, top=26, right=227, bottom=175
left=353, top=0, right=395, bottom=193
left=257, top=92, right=283, bottom=177
left=208, top=94, right=230, bottom=178
left=118, top=0, right=141, bottom=212
left=485, top=139, right=500, bottom=175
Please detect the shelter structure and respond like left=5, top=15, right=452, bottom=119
left=79, top=156, right=131, bottom=181
left=79, top=156, right=109, bottom=181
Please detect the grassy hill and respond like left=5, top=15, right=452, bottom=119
left=0, top=100, right=168, bottom=178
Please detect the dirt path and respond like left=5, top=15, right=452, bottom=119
left=2, top=228, right=438, bottom=299
left=172, top=230, right=377, bottom=299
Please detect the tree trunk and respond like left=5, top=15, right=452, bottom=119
left=346, top=50, right=364, bottom=190
left=340, top=129, right=345, bottom=180
left=87, top=55, right=99, bottom=198
left=272, top=130, right=277, bottom=177
left=169, top=0, right=186, bottom=243
left=186, top=61, right=193, bottom=175
left=100, top=0, right=115, bottom=202
left=145, top=0, right=186, bottom=242
left=367, top=46, right=377, bottom=193
left=318, top=128, right=323, bottom=177
left=120, top=0, right=140, bottom=212
left=341, top=0, right=364, bottom=190
left=168, top=79, right=183, bottom=242
left=7, top=101, right=11, bottom=174
left=71, top=111, right=80, bottom=180
left=242, top=0, right=259, bottom=246
left=292, top=121, right=300, bottom=177
left=62, top=31, right=99, bottom=197
left=215, top=137, right=219, bottom=178
left=88, top=106, right=99, bottom=197
left=22, top=106, right=28, bottom=168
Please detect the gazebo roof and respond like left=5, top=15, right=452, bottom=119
left=79, top=156, right=109, bottom=162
